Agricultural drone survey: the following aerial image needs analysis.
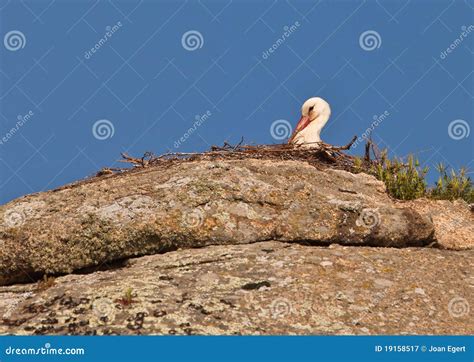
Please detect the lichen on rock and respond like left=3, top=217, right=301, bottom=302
left=0, top=159, right=443, bottom=286
left=0, top=158, right=472, bottom=335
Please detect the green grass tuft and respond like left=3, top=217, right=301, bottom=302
left=430, top=163, right=474, bottom=203
left=360, top=150, right=473, bottom=203
left=370, top=151, right=428, bottom=200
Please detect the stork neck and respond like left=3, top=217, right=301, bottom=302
left=310, top=115, right=328, bottom=133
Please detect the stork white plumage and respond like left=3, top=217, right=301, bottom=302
left=288, top=97, right=331, bottom=147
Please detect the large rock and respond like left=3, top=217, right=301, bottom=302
left=1, top=241, right=472, bottom=335
left=0, top=160, right=435, bottom=286
left=403, top=199, right=473, bottom=250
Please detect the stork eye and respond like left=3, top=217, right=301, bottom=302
left=309, top=105, right=314, bottom=112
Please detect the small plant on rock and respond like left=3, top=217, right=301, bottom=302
left=359, top=145, right=473, bottom=203
left=115, top=287, right=136, bottom=307
left=37, top=275, right=56, bottom=291
left=370, top=151, right=428, bottom=200
left=431, top=163, right=474, bottom=203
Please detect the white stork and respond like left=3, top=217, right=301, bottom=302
left=288, top=97, right=331, bottom=147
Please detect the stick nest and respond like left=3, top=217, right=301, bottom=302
left=96, top=136, right=369, bottom=176
left=55, top=136, right=374, bottom=191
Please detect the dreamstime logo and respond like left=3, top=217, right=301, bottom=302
left=5, top=342, right=85, bottom=355
left=440, top=25, right=474, bottom=59
left=270, top=120, right=292, bottom=141
left=181, top=209, right=204, bottom=228
left=448, top=120, right=470, bottom=140
left=3, top=30, right=26, bottom=51
left=181, top=30, right=204, bottom=51
left=270, top=298, right=292, bottom=318
left=262, top=21, right=301, bottom=59
left=359, top=30, right=382, bottom=51
left=84, top=21, right=123, bottom=59
left=174, top=110, right=212, bottom=148
left=2, top=291, right=32, bottom=319
left=352, top=111, right=390, bottom=149
left=92, top=119, right=115, bottom=140
left=448, top=297, right=469, bottom=318
left=356, top=208, right=380, bottom=229
left=0, top=111, right=34, bottom=146
left=294, top=290, right=319, bottom=315
left=92, top=297, right=115, bottom=322
left=3, top=209, right=27, bottom=227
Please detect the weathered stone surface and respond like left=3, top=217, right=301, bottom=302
left=403, top=199, right=473, bottom=250
left=0, top=160, right=436, bottom=286
left=1, top=241, right=472, bottom=335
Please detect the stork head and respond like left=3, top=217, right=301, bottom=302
left=301, top=97, right=331, bottom=123
left=288, top=97, right=331, bottom=145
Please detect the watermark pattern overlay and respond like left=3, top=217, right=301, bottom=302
left=92, top=297, right=116, bottom=323
left=448, top=120, right=470, bottom=140
left=174, top=111, right=212, bottom=148
left=440, top=25, right=474, bottom=59
left=0, top=111, right=34, bottom=146
left=2, top=292, right=33, bottom=319
left=262, top=21, right=301, bottom=60
left=356, top=208, right=381, bottom=229
left=3, top=30, right=26, bottom=51
left=448, top=297, right=470, bottom=318
left=243, top=290, right=332, bottom=321
left=181, top=30, right=204, bottom=51
left=92, top=119, right=115, bottom=140
left=0, top=0, right=471, bottom=212
left=3, top=210, right=26, bottom=227
left=359, top=30, right=382, bottom=51
left=270, top=298, right=293, bottom=319
left=270, top=120, right=292, bottom=141
left=352, top=111, right=390, bottom=149
left=181, top=209, right=204, bottom=228
left=84, top=21, right=123, bottom=59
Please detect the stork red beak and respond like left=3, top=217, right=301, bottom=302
left=295, top=115, right=311, bottom=132
left=288, top=115, right=311, bottom=144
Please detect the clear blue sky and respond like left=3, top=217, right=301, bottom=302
left=0, top=0, right=473, bottom=204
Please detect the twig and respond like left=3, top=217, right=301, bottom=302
left=333, top=135, right=358, bottom=151
left=364, top=140, right=372, bottom=163
left=119, top=152, right=143, bottom=165
left=234, top=136, right=244, bottom=150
